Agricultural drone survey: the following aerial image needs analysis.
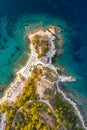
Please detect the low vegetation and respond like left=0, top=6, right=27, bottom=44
left=50, top=90, right=83, bottom=130
left=10, top=102, right=56, bottom=130
left=0, top=66, right=84, bottom=130
left=32, top=35, right=49, bottom=58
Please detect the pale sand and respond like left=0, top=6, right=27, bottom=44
left=0, top=112, right=7, bottom=130
left=0, top=29, right=56, bottom=104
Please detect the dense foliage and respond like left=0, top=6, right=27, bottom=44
left=0, top=66, right=84, bottom=130
left=51, top=92, right=84, bottom=130
left=32, top=35, right=49, bottom=58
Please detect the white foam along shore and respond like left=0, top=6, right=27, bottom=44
left=29, top=28, right=87, bottom=130
left=48, top=63, right=87, bottom=130
left=56, top=79, right=87, bottom=130
left=0, top=27, right=56, bottom=104
left=0, top=26, right=87, bottom=130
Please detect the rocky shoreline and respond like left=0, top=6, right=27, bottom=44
left=0, top=26, right=87, bottom=130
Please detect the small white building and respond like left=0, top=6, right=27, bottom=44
left=40, top=56, right=49, bottom=64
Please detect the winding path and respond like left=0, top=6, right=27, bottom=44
left=0, top=112, right=7, bottom=130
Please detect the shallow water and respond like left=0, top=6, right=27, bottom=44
left=0, top=0, right=87, bottom=123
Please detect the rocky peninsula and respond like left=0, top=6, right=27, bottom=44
left=0, top=26, right=86, bottom=130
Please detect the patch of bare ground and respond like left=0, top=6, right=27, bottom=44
left=39, top=111, right=57, bottom=128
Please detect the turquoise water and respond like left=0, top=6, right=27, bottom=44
left=56, top=31, right=87, bottom=121
left=0, top=13, right=67, bottom=85
left=0, top=0, right=87, bottom=123
left=0, top=17, right=28, bottom=85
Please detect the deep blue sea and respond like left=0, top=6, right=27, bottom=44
left=0, top=0, right=87, bottom=122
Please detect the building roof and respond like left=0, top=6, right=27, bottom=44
left=40, top=56, right=49, bottom=64
left=44, top=80, right=51, bottom=88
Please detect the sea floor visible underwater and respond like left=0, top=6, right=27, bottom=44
left=0, top=0, right=87, bottom=125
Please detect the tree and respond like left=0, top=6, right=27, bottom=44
left=47, top=108, right=51, bottom=114
left=43, top=126, right=51, bottom=130
left=36, top=121, right=42, bottom=129
left=0, top=101, right=9, bottom=113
